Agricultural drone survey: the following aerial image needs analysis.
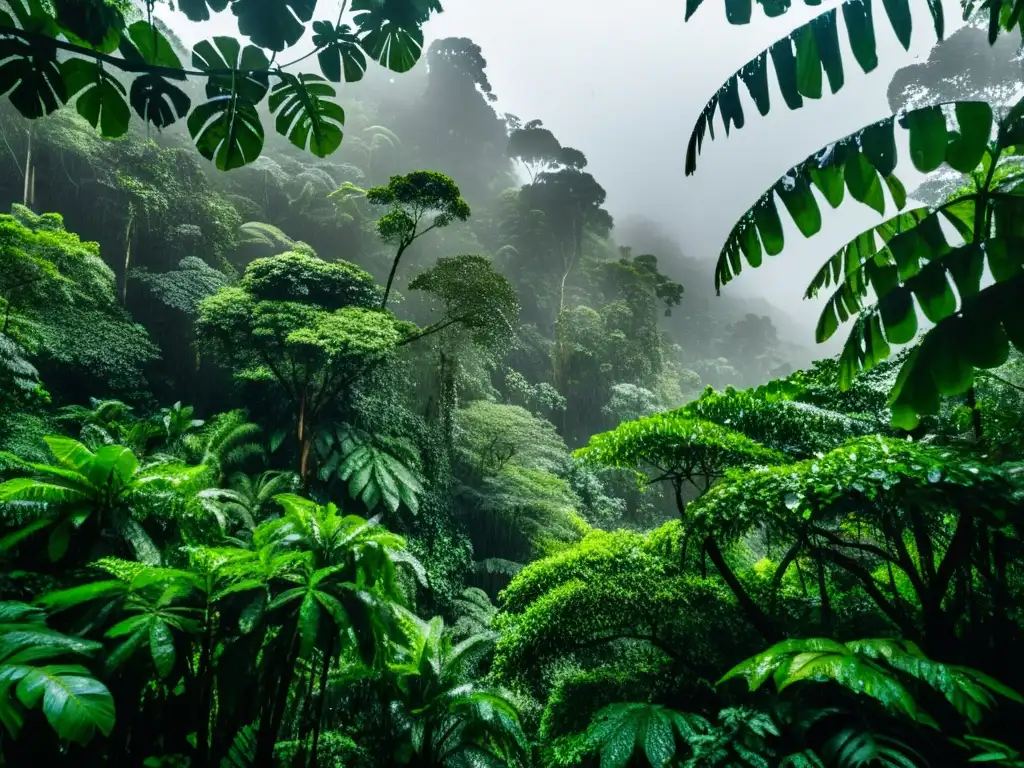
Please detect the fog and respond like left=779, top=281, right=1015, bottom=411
left=169, top=0, right=968, bottom=350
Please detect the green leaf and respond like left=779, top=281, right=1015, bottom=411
left=47, top=519, right=72, bottom=563
left=906, top=106, right=947, bottom=172
left=126, top=21, right=184, bottom=70
left=192, top=37, right=270, bottom=102
left=844, top=151, right=885, bottom=214
left=187, top=97, right=265, bottom=171
left=352, top=0, right=425, bottom=73
left=843, top=0, right=879, bottom=73
left=794, top=25, right=822, bottom=99
left=726, top=0, right=752, bottom=24
left=129, top=73, right=190, bottom=128
left=297, top=593, right=320, bottom=660
left=885, top=175, right=907, bottom=209
left=0, top=34, right=66, bottom=119
left=231, top=0, right=316, bottom=51
left=59, top=58, right=129, bottom=138
left=176, top=0, right=229, bottom=22
left=882, top=0, right=913, bottom=49
left=14, top=667, right=115, bottom=744
left=311, top=21, right=368, bottom=82
left=770, top=38, right=803, bottom=111
left=739, top=52, right=770, bottom=116
left=812, top=10, right=843, bottom=94
left=268, top=73, right=345, bottom=157
left=861, top=117, right=896, bottom=176
left=149, top=620, right=175, bottom=678
left=946, top=102, right=992, bottom=173
left=775, top=175, right=822, bottom=236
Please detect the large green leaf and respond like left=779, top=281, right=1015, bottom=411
left=125, top=20, right=185, bottom=71
left=352, top=0, right=426, bottom=73
left=192, top=37, right=270, bottom=101
left=9, top=665, right=114, bottom=744
left=60, top=59, right=130, bottom=138
left=684, top=0, right=946, bottom=175
left=129, top=73, right=191, bottom=128
left=175, top=0, right=229, bottom=22
left=231, top=0, right=317, bottom=51
left=0, top=36, right=65, bottom=118
left=311, top=21, right=367, bottom=82
left=268, top=73, right=345, bottom=157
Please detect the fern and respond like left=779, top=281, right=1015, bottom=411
left=721, top=638, right=1024, bottom=727
left=316, top=425, right=424, bottom=516
left=183, top=410, right=263, bottom=482
left=583, top=702, right=711, bottom=768
left=822, top=727, right=923, bottom=768
left=0, top=333, right=40, bottom=396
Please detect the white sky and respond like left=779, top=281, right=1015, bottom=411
left=167, top=0, right=974, bottom=346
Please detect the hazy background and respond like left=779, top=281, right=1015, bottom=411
left=169, top=0, right=970, bottom=348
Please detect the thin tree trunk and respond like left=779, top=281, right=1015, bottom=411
left=22, top=124, right=32, bottom=207
left=121, top=203, right=135, bottom=306
left=255, top=626, right=301, bottom=767
left=309, top=646, right=332, bottom=768
left=381, top=240, right=409, bottom=309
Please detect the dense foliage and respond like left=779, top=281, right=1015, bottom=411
left=1, top=1, right=1023, bottom=767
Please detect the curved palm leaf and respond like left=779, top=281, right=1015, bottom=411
left=685, top=0, right=948, bottom=174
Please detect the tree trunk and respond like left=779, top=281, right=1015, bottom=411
left=255, top=626, right=301, bottom=767
left=308, top=646, right=333, bottom=768
left=704, top=535, right=783, bottom=643
left=297, top=389, right=310, bottom=489
left=22, top=124, right=31, bottom=207
left=121, top=203, right=135, bottom=306
left=381, top=241, right=409, bottom=310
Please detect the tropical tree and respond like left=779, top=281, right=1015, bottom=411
left=387, top=610, right=528, bottom=767
left=0, top=0, right=444, bottom=170
left=365, top=170, right=472, bottom=308
left=0, top=435, right=204, bottom=565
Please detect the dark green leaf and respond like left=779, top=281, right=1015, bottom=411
left=811, top=10, right=843, bottom=94
left=861, top=117, right=897, bottom=176
left=882, top=0, right=913, bottom=49
left=739, top=52, right=770, bottom=116
left=192, top=37, right=270, bottom=102
left=47, top=519, right=72, bottom=562
left=718, top=75, right=745, bottom=134
left=906, top=105, right=947, bottom=172
left=754, top=194, right=786, bottom=255
left=268, top=73, right=345, bottom=157
left=843, top=0, right=879, bottom=72
left=885, top=175, right=907, bottom=209
left=878, top=287, right=917, bottom=344
left=231, top=0, right=316, bottom=52
left=60, top=58, right=130, bottom=138
left=311, top=21, right=367, bottom=82
left=946, top=102, right=992, bottom=172
left=809, top=164, right=846, bottom=207
left=0, top=37, right=66, bottom=118
left=353, top=0, right=426, bottom=73
left=769, top=38, right=803, bottom=110
left=129, top=73, right=190, bottom=128
left=726, top=0, right=753, bottom=24
left=187, top=97, right=265, bottom=171
left=176, top=0, right=229, bottom=22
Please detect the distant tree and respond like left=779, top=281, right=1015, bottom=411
left=366, top=171, right=471, bottom=309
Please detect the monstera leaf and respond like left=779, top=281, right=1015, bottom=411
left=352, top=0, right=434, bottom=73
left=268, top=73, right=345, bottom=157
left=187, top=38, right=270, bottom=170
left=231, top=0, right=317, bottom=51
left=175, top=0, right=229, bottom=22
left=129, top=73, right=190, bottom=128
left=0, top=35, right=66, bottom=118
left=311, top=20, right=367, bottom=82
left=60, top=58, right=130, bottom=137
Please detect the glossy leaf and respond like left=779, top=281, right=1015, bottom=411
left=268, top=73, right=345, bottom=157
left=60, top=58, right=130, bottom=138
left=311, top=20, right=367, bottom=82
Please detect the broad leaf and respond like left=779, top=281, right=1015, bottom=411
left=60, top=59, right=130, bottom=138
left=268, top=73, right=345, bottom=157
left=175, top=0, right=229, bottom=22
left=311, top=20, right=367, bottom=82
left=231, top=0, right=317, bottom=51
left=129, top=73, right=191, bottom=128
left=0, top=36, right=66, bottom=118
